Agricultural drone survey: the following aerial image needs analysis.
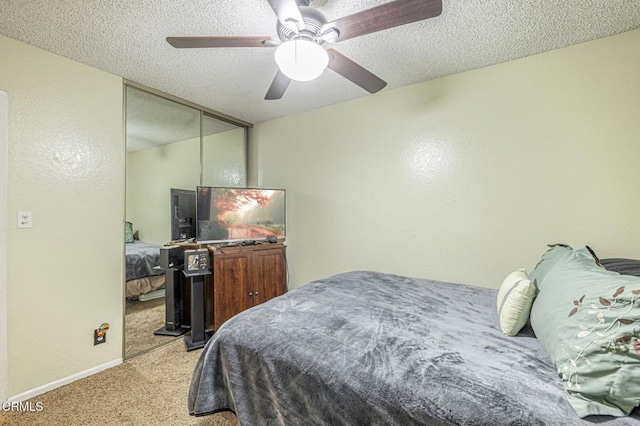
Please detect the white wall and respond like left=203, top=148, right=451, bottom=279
left=126, top=137, right=200, bottom=244
left=0, top=35, right=124, bottom=397
left=251, top=29, right=640, bottom=290
left=0, top=92, right=8, bottom=402
left=126, top=128, right=247, bottom=244
left=203, top=127, right=247, bottom=187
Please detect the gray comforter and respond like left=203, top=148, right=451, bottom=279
left=189, top=271, right=640, bottom=425
left=124, top=240, right=164, bottom=281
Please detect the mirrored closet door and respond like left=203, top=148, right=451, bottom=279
left=202, top=113, right=247, bottom=187
left=124, top=83, right=248, bottom=359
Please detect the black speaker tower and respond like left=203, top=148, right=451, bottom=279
left=154, top=268, right=190, bottom=336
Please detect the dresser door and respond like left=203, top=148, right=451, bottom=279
left=213, top=251, right=251, bottom=330
left=251, top=247, right=287, bottom=306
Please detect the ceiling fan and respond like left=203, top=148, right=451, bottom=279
left=166, top=0, right=442, bottom=100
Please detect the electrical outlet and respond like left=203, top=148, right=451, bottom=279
left=94, top=329, right=107, bottom=345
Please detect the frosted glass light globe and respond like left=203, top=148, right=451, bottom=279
left=274, top=39, right=329, bottom=82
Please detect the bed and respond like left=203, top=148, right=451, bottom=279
left=125, top=240, right=165, bottom=298
left=189, top=270, right=640, bottom=425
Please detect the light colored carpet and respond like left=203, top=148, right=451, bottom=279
left=125, top=297, right=179, bottom=358
left=0, top=339, right=232, bottom=426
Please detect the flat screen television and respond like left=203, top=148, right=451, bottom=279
left=170, top=188, right=196, bottom=241
left=196, top=186, right=286, bottom=244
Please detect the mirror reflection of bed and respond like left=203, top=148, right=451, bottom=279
left=124, top=232, right=169, bottom=357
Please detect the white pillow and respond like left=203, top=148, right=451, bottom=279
left=496, top=269, right=537, bottom=336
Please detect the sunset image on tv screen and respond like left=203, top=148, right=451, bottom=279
left=197, top=187, right=285, bottom=243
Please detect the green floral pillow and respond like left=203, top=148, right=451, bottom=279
left=528, top=243, right=572, bottom=289
left=125, top=221, right=135, bottom=243
left=530, top=246, right=640, bottom=417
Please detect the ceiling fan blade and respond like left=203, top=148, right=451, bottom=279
left=267, top=0, right=306, bottom=32
left=326, top=49, right=387, bottom=94
left=322, top=0, right=442, bottom=43
left=166, top=36, right=278, bottom=48
left=265, top=70, right=292, bottom=100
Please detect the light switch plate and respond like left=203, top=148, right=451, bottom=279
left=17, top=211, right=32, bottom=228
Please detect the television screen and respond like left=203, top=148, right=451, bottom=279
left=196, top=187, right=286, bottom=244
left=170, top=188, right=196, bottom=241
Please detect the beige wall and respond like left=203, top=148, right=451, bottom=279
left=126, top=128, right=247, bottom=244
left=126, top=137, right=200, bottom=244
left=0, top=35, right=124, bottom=397
left=203, top=127, right=247, bottom=187
left=0, top=92, right=8, bottom=401
left=251, top=29, right=640, bottom=290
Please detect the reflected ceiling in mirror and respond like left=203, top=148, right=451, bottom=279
left=126, top=87, right=200, bottom=152
left=126, top=85, right=248, bottom=153
left=203, top=113, right=240, bottom=136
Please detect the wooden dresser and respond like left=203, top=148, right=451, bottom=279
left=208, top=243, right=287, bottom=331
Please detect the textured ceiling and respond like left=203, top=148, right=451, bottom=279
left=0, top=0, right=639, bottom=125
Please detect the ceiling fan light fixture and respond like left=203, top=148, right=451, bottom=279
left=274, top=39, right=328, bottom=82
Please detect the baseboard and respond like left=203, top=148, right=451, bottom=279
left=7, top=358, right=122, bottom=402
left=138, top=288, right=165, bottom=301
